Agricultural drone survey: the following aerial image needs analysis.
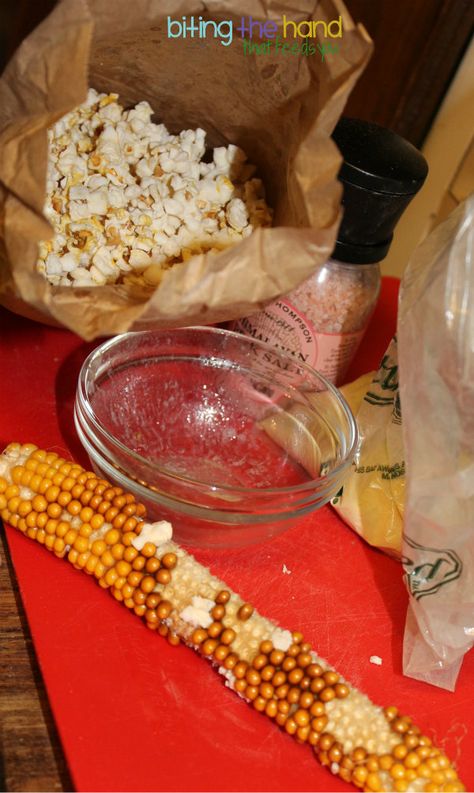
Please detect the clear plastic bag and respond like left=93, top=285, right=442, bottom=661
left=398, top=195, right=474, bottom=691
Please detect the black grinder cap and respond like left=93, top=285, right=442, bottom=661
left=332, top=117, right=428, bottom=264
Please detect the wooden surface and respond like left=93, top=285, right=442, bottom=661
left=0, top=527, right=72, bottom=792
left=345, top=0, right=474, bottom=146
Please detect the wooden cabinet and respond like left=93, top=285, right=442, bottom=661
left=345, top=0, right=474, bottom=146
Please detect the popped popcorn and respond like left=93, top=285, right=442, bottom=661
left=38, top=89, right=272, bottom=288
left=369, top=655, right=383, bottom=666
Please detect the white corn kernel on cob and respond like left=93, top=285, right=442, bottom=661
left=0, top=443, right=465, bottom=793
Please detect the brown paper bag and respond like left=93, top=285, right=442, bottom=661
left=0, top=0, right=371, bottom=340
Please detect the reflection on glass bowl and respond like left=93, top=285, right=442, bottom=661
left=75, top=327, right=357, bottom=548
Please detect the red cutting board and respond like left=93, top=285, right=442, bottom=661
left=1, top=278, right=473, bottom=792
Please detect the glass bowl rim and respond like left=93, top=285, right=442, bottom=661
left=76, top=326, right=358, bottom=497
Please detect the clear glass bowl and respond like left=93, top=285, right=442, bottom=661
left=74, top=327, right=357, bottom=547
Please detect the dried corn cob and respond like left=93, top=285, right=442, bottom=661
left=0, top=442, right=465, bottom=793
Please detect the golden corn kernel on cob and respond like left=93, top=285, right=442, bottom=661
left=0, top=443, right=465, bottom=793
